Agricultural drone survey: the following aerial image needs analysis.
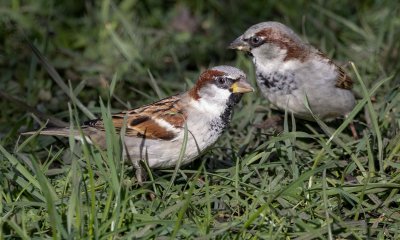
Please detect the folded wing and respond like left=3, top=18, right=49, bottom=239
left=84, top=95, right=187, bottom=140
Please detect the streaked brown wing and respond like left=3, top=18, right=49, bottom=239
left=316, top=51, right=353, bottom=90
left=335, top=66, right=353, bottom=90
left=84, top=95, right=187, bottom=140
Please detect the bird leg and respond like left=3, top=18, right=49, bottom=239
left=125, top=158, right=147, bottom=186
left=131, top=159, right=147, bottom=186
left=124, top=142, right=147, bottom=185
left=349, top=121, right=359, bottom=140
left=345, top=114, right=359, bottom=140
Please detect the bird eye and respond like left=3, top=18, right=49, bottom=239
left=217, top=77, right=226, bottom=85
left=249, top=36, right=263, bottom=47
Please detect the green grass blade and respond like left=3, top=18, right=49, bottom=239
left=25, top=40, right=95, bottom=119
left=350, top=62, right=385, bottom=174
left=30, top=157, right=67, bottom=239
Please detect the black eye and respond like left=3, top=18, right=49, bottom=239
left=215, top=76, right=231, bottom=89
left=217, top=77, right=226, bottom=85
left=249, top=36, right=263, bottom=47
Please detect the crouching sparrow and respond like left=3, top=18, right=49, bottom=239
left=24, top=66, right=254, bottom=184
left=229, top=21, right=356, bottom=122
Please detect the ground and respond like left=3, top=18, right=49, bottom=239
left=0, top=1, right=399, bottom=239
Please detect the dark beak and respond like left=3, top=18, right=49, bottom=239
left=230, top=78, right=254, bottom=94
left=228, top=36, right=250, bottom=52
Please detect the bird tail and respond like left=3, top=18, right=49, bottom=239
left=22, top=127, right=71, bottom=137
left=22, top=127, right=92, bottom=143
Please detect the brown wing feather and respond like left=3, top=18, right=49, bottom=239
left=84, top=95, right=187, bottom=140
left=335, top=66, right=353, bottom=90
left=316, top=51, right=353, bottom=90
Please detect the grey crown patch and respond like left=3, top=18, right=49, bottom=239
left=257, top=71, right=298, bottom=95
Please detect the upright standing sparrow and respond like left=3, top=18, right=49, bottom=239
left=229, top=21, right=355, bottom=121
left=24, top=66, right=254, bottom=184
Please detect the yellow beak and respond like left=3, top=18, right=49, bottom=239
left=230, top=79, right=254, bottom=93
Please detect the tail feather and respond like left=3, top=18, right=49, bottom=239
left=22, top=128, right=93, bottom=144
left=22, top=128, right=71, bottom=137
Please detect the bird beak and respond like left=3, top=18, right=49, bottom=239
left=228, top=36, right=250, bottom=52
left=230, top=78, right=254, bottom=93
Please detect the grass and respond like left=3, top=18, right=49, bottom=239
left=1, top=0, right=400, bottom=239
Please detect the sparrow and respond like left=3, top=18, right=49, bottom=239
left=24, top=66, right=254, bottom=184
left=229, top=21, right=356, bottom=121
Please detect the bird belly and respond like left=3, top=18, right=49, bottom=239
left=306, top=87, right=356, bottom=120
left=123, top=123, right=222, bottom=169
left=264, top=89, right=314, bottom=119
left=264, top=86, right=355, bottom=120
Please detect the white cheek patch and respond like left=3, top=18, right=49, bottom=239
left=200, top=86, right=217, bottom=98
left=190, top=85, right=231, bottom=117
left=207, top=85, right=231, bottom=102
left=253, top=45, right=287, bottom=70
left=190, top=98, right=224, bottom=117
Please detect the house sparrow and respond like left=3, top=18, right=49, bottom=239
left=229, top=21, right=356, bottom=121
left=24, top=66, right=254, bottom=184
